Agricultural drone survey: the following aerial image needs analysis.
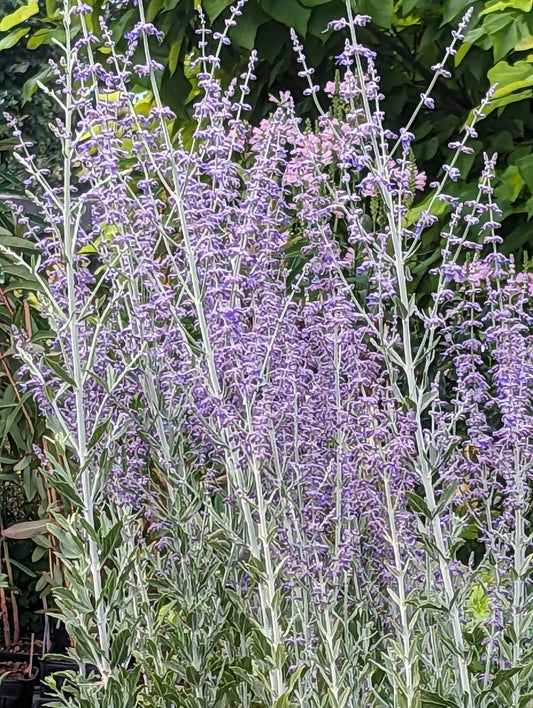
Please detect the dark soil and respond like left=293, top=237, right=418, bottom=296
left=0, top=639, right=42, bottom=655
left=0, top=658, right=34, bottom=679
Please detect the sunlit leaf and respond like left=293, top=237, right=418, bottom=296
left=0, top=0, right=38, bottom=32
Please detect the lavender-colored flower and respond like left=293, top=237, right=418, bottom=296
left=9, top=5, right=533, bottom=700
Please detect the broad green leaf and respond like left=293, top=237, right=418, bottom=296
left=525, top=195, right=533, bottom=217
left=9, top=558, right=37, bottom=577
left=259, top=0, right=311, bottom=36
left=483, top=87, right=532, bottom=115
left=496, top=164, right=524, bottom=202
left=23, top=465, right=37, bottom=501
left=47, top=477, right=83, bottom=508
left=0, top=1, right=38, bottom=31
left=299, top=0, right=331, bottom=6
left=516, top=153, right=533, bottom=192
left=482, top=12, right=514, bottom=36
left=147, top=0, right=166, bottom=22
left=0, top=235, right=37, bottom=250
left=168, top=36, right=183, bottom=75
left=489, top=16, right=529, bottom=61
left=0, top=27, right=29, bottom=51
left=22, top=65, right=54, bottom=103
left=26, top=27, right=63, bottom=50
left=229, top=0, right=269, bottom=50
left=203, top=0, right=233, bottom=22
left=354, top=0, right=394, bottom=28
left=31, top=546, right=47, bottom=563
left=406, top=191, right=449, bottom=226
left=489, top=60, right=533, bottom=98
left=402, top=0, right=422, bottom=13
left=442, top=0, right=472, bottom=24
left=43, top=356, right=76, bottom=387
left=308, top=2, right=341, bottom=39
left=111, top=6, right=137, bottom=41
left=516, top=34, right=533, bottom=51
left=480, top=0, right=533, bottom=14
left=454, top=41, right=472, bottom=65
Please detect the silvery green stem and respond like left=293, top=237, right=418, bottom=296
left=132, top=3, right=287, bottom=696
left=245, top=409, right=286, bottom=697
left=320, top=606, right=344, bottom=707
left=380, top=187, right=472, bottom=704
left=61, top=0, right=109, bottom=666
left=384, top=476, right=416, bottom=707
left=512, top=445, right=527, bottom=705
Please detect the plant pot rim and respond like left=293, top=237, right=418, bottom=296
left=0, top=652, right=38, bottom=682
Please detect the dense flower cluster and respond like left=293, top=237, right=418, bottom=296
left=7, top=3, right=533, bottom=703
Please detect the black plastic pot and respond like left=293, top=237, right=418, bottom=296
left=39, top=656, right=98, bottom=697
left=0, top=652, right=37, bottom=708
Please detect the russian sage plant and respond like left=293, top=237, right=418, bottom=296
left=2, top=0, right=533, bottom=706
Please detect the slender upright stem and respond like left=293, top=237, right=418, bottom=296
left=382, top=180, right=472, bottom=703
left=61, top=0, right=109, bottom=666
left=384, top=476, right=416, bottom=706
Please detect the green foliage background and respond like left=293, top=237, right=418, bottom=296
left=2, top=0, right=533, bottom=266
